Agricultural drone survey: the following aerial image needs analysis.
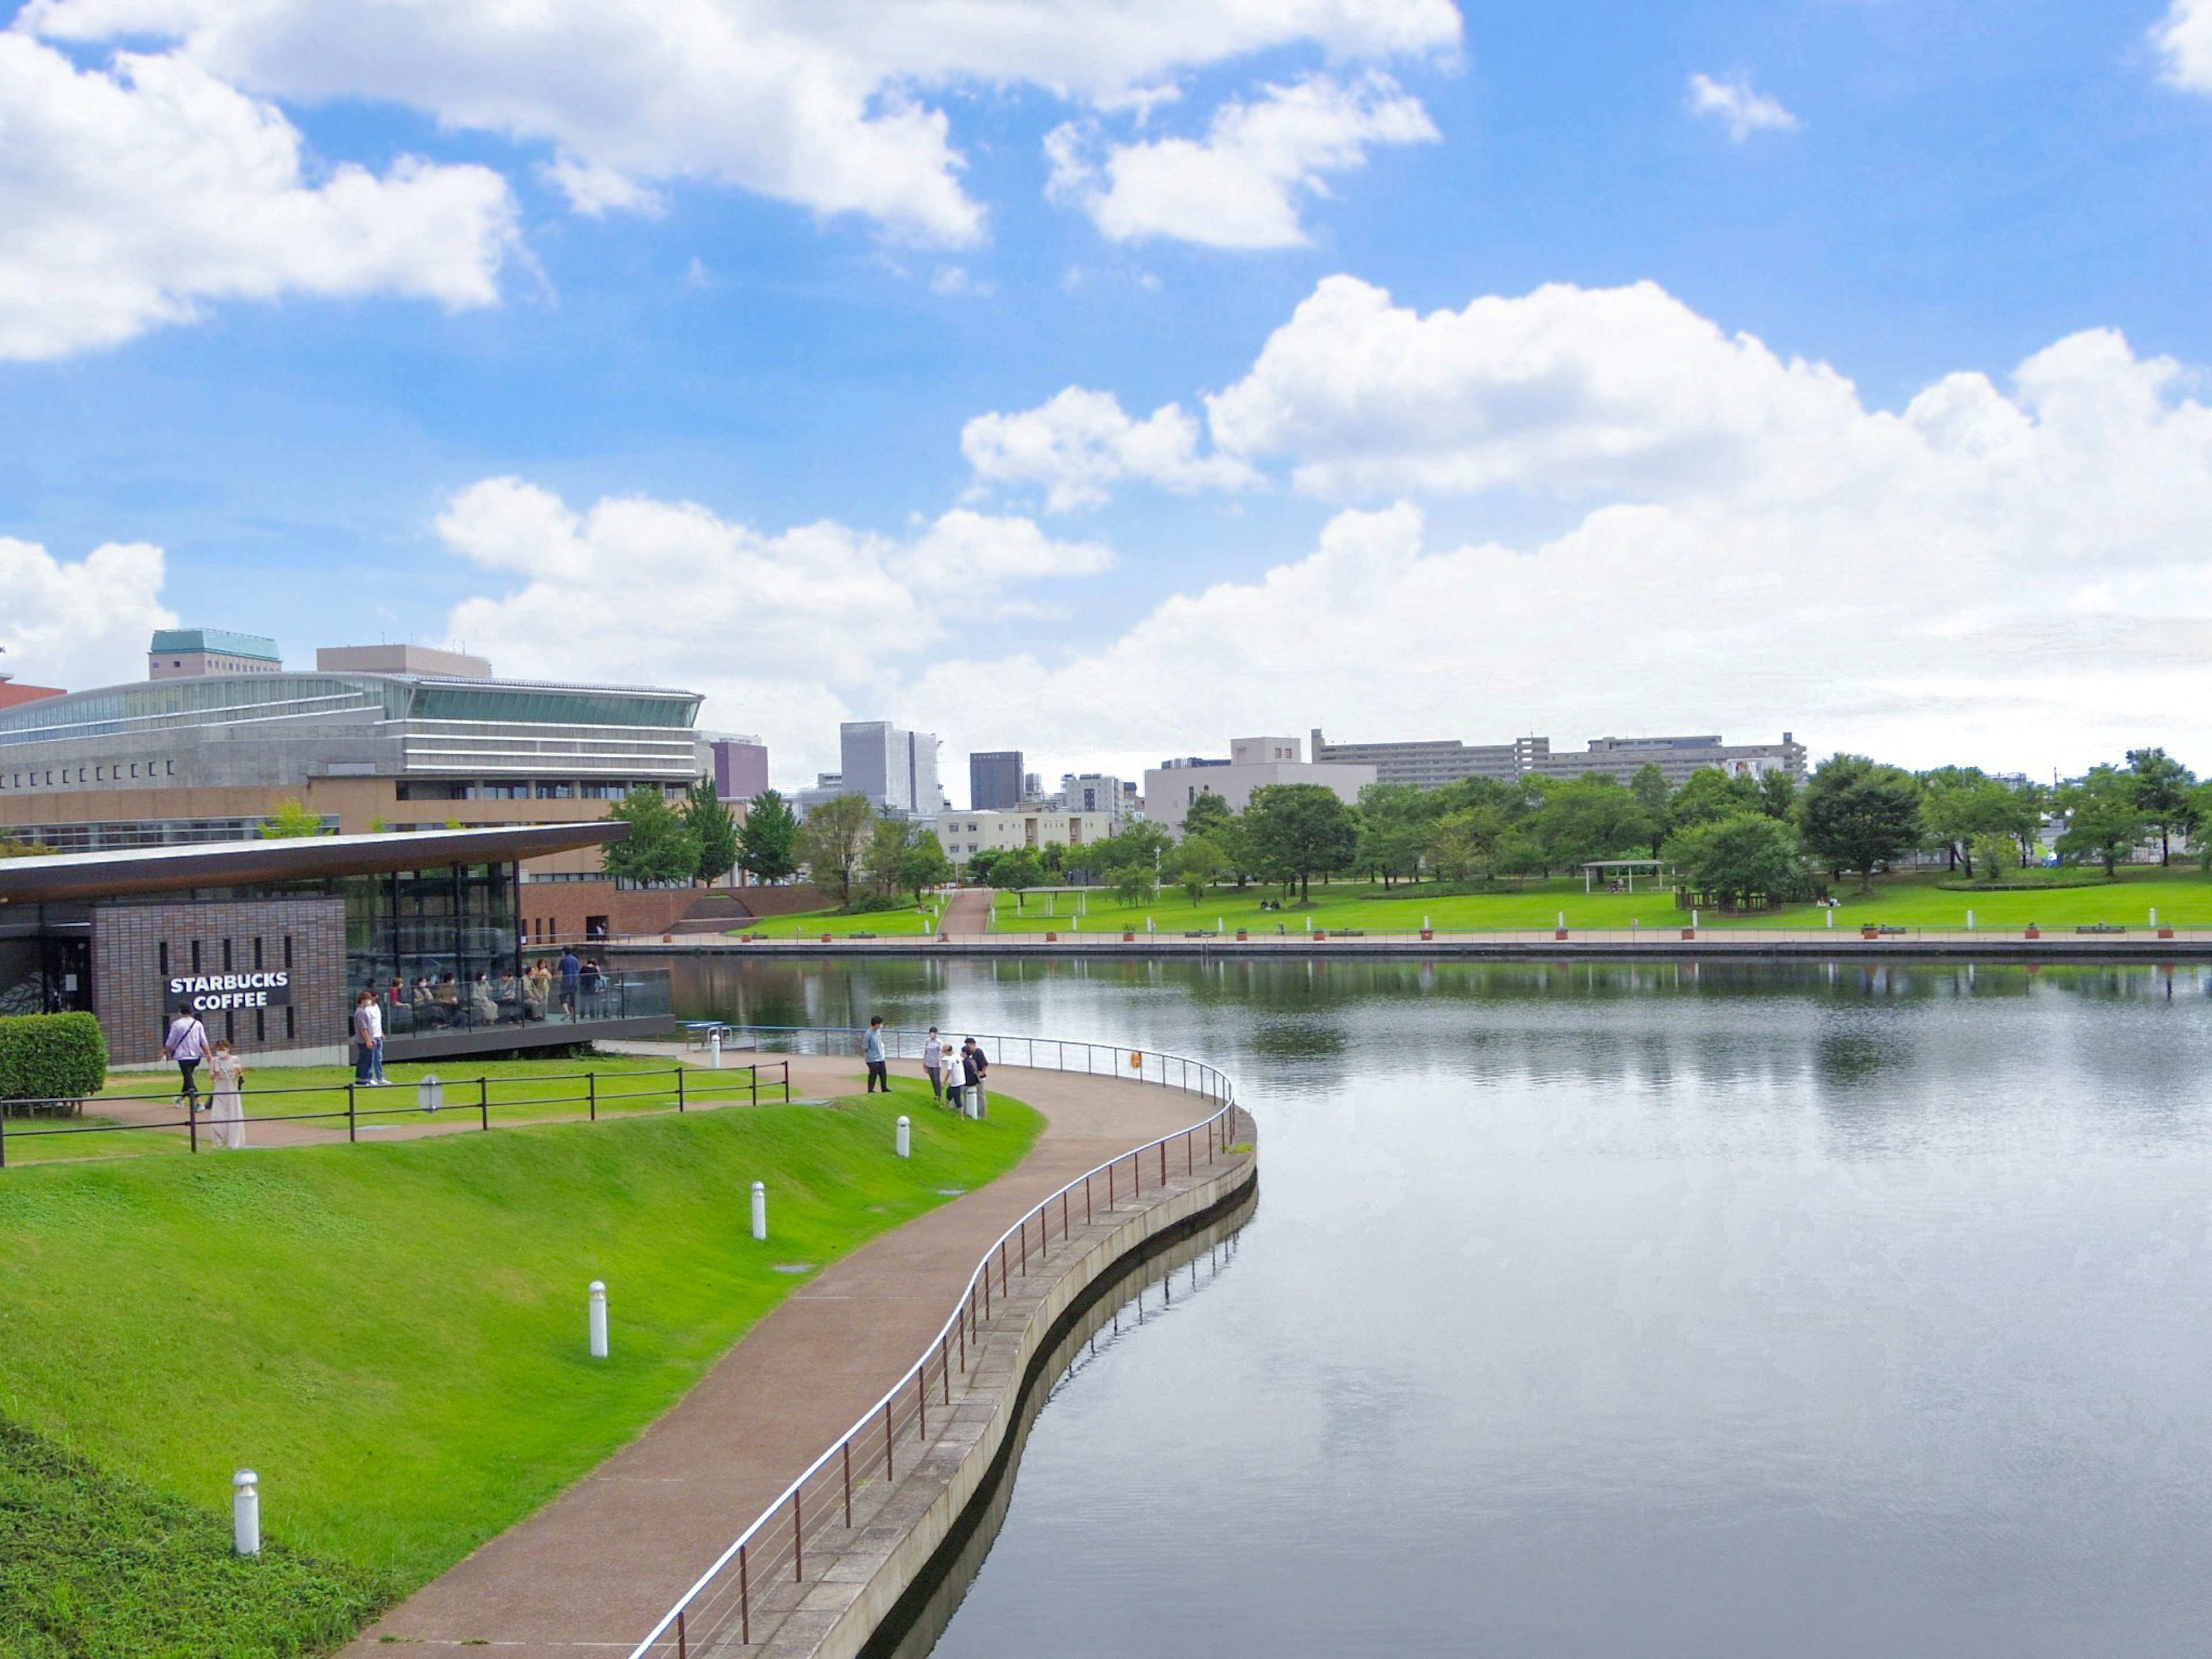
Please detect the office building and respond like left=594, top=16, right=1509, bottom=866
left=1059, top=772, right=1128, bottom=822
left=0, top=632, right=709, bottom=880
left=710, top=736, right=771, bottom=801
left=149, top=627, right=285, bottom=680
left=840, top=721, right=941, bottom=817
left=1312, top=728, right=1806, bottom=789
left=1142, top=736, right=1375, bottom=836
left=969, top=749, right=1023, bottom=812
left=935, top=810, right=1116, bottom=861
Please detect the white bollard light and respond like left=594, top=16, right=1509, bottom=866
left=751, top=1180, right=767, bottom=1241
left=418, top=1074, right=443, bottom=1113
left=1827, top=908, right=1835, bottom=929
left=1557, top=911, right=1565, bottom=930
left=896, top=1115, right=911, bottom=1158
left=709, top=1030, right=722, bottom=1069
left=588, top=1280, right=608, bottom=1359
left=1305, top=916, right=1313, bottom=933
left=1691, top=908, right=1699, bottom=930
left=233, top=1470, right=260, bottom=1556
left=1967, top=910, right=1975, bottom=931
left=2151, top=907, right=2158, bottom=928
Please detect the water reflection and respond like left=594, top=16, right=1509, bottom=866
left=663, top=955, right=2212, bottom=1658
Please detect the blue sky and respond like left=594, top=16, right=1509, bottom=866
left=5, top=0, right=2212, bottom=788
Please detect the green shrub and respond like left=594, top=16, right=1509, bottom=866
left=0, top=1012, right=108, bottom=1113
left=831, top=894, right=911, bottom=915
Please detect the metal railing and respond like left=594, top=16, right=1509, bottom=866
left=626, top=1024, right=1248, bottom=1659
left=0, top=1061, right=790, bottom=1168
left=695, top=923, right=2212, bottom=948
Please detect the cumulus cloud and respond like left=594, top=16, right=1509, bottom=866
left=0, top=536, right=177, bottom=692
left=22, top=0, right=1462, bottom=248
left=961, top=387, right=1261, bottom=511
left=436, top=478, right=1111, bottom=774
left=946, top=278, right=2212, bottom=776
left=2153, top=0, right=2212, bottom=90
left=1687, top=71, right=1800, bottom=141
left=1046, top=72, right=1438, bottom=248
left=0, top=35, right=516, bottom=359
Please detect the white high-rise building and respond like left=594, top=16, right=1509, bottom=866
left=839, top=721, right=941, bottom=817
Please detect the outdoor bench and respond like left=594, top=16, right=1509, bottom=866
left=2075, top=923, right=2126, bottom=934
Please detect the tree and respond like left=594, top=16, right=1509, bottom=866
left=257, top=800, right=328, bottom=839
left=792, top=792, right=872, bottom=902
left=1164, top=835, right=1228, bottom=904
left=1664, top=812, right=1809, bottom=910
left=1919, top=767, right=2024, bottom=878
left=1969, top=832, right=2015, bottom=882
left=1243, top=784, right=1361, bottom=902
left=1182, top=790, right=1236, bottom=840
left=989, top=849, right=1046, bottom=908
left=1669, top=767, right=1763, bottom=830
left=1094, top=820, right=1173, bottom=876
left=0, top=836, right=58, bottom=859
left=2127, top=748, right=2197, bottom=866
left=1427, top=804, right=1510, bottom=882
left=735, top=787, right=799, bottom=884
left=2056, top=765, right=2147, bottom=876
left=1524, top=775, right=1657, bottom=874
left=1355, top=783, right=1434, bottom=886
left=1112, top=861, right=1158, bottom=907
left=1628, top=763, right=1673, bottom=857
left=682, top=779, right=740, bottom=885
left=602, top=785, right=700, bottom=885
left=1759, top=770, right=1798, bottom=821
left=965, top=846, right=1006, bottom=884
left=896, top=831, right=953, bottom=900
left=1800, top=754, right=1922, bottom=892
left=863, top=816, right=911, bottom=896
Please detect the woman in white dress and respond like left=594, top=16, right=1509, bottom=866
left=207, top=1040, right=247, bottom=1150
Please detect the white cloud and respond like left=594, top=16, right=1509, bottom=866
left=436, top=478, right=1111, bottom=774
left=2153, top=0, right=2212, bottom=90
left=21, top=0, right=1462, bottom=248
left=0, top=536, right=176, bottom=692
left=0, top=36, right=514, bottom=359
left=1046, top=71, right=1438, bottom=248
left=1687, top=71, right=1800, bottom=141
left=937, top=280, right=2212, bottom=778
left=962, top=387, right=1261, bottom=511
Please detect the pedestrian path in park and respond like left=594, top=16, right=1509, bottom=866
left=938, top=887, right=994, bottom=936
left=340, top=1058, right=1216, bottom=1657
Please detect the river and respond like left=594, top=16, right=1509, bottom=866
left=671, top=955, right=2212, bottom=1658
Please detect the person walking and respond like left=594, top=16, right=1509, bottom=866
left=558, top=946, right=582, bottom=1021
left=863, top=1016, right=890, bottom=1093
left=921, top=1027, right=945, bottom=1101
left=353, top=989, right=387, bottom=1086
left=206, top=1039, right=247, bottom=1150
left=163, top=1005, right=209, bottom=1111
left=963, top=1038, right=988, bottom=1118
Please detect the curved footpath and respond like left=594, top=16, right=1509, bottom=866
left=341, top=1052, right=1250, bottom=1657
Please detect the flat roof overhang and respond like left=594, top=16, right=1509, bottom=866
left=0, top=823, right=629, bottom=904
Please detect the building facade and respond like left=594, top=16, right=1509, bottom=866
left=710, top=737, right=771, bottom=801
left=1142, top=736, right=1376, bottom=836
left=935, top=810, right=1117, bottom=862
left=1312, top=727, right=1806, bottom=789
left=0, top=637, right=709, bottom=881
left=149, top=627, right=285, bottom=681
left=969, top=749, right=1023, bottom=812
left=840, top=721, right=942, bottom=817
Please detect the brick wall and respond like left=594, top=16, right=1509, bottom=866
left=516, top=882, right=829, bottom=942
left=92, top=896, right=348, bottom=1065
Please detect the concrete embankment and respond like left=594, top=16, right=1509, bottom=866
left=612, top=932, right=2212, bottom=963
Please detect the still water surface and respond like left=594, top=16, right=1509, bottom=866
left=673, top=956, right=2212, bottom=1657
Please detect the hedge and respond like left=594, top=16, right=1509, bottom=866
left=0, top=1012, right=108, bottom=1113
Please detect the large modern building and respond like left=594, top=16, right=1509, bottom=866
left=0, top=824, right=672, bottom=1065
left=935, top=809, right=1117, bottom=862
left=1057, top=772, right=1128, bottom=822
left=1143, top=736, right=1376, bottom=836
left=149, top=627, right=287, bottom=681
left=0, top=637, right=710, bottom=882
left=1310, top=728, right=1807, bottom=789
left=969, top=750, right=1024, bottom=812
left=839, top=721, right=942, bottom=817
left=709, top=736, right=770, bottom=801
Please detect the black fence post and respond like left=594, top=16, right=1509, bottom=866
left=782, top=1061, right=791, bottom=1104
left=479, top=1077, right=490, bottom=1131
left=588, top=1073, right=597, bottom=1122
left=345, top=1084, right=355, bottom=1145
left=751, top=1066, right=758, bottom=1108
left=0, top=1111, right=7, bottom=1169
left=676, top=1066, right=685, bottom=1112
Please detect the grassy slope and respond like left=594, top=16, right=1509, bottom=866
left=727, top=906, right=942, bottom=938
left=1, top=1418, right=383, bottom=1659
left=0, top=1074, right=1035, bottom=1606
left=985, top=870, right=2212, bottom=934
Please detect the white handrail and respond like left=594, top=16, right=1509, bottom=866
left=624, top=1024, right=1245, bottom=1658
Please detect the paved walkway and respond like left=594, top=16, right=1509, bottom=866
left=937, top=888, right=993, bottom=937
left=340, top=1056, right=1210, bottom=1657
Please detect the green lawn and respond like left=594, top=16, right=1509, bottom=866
left=0, top=1072, right=1036, bottom=1653
left=986, top=869, right=2212, bottom=934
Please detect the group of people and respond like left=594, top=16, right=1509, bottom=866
left=355, top=950, right=611, bottom=1047
left=161, top=1005, right=247, bottom=1150
left=860, top=1017, right=990, bottom=1115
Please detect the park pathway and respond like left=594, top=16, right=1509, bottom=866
left=339, top=1055, right=1207, bottom=1657
left=938, top=887, right=993, bottom=937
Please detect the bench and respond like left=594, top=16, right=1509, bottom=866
left=1335, top=929, right=1367, bottom=937
left=1184, top=930, right=1218, bottom=938
left=1861, top=925, right=1908, bottom=936
left=2075, top=923, right=2127, bottom=934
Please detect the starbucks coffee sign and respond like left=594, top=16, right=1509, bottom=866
left=168, top=971, right=292, bottom=1012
